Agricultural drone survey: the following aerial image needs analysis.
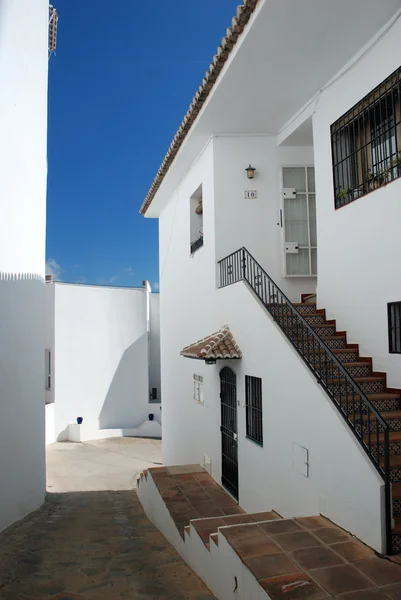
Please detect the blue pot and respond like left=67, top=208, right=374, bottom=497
left=77, top=417, right=83, bottom=425
left=148, top=414, right=154, bottom=421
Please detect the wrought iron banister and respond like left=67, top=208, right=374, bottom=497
left=218, top=246, right=392, bottom=554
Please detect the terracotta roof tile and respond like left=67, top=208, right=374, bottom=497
left=181, top=326, right=242, bottom=360
left=140, top=0, right=260, bottom=215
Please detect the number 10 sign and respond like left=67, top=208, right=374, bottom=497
left=244, top=190, right=257, bottom=199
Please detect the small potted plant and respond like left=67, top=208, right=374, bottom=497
left=337, top=188, right=349, bottom=203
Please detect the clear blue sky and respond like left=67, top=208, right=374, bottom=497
left=46, top=0, right=239, bottom=287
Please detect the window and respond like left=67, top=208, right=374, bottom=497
left=282, top=167, right=317, bottom=276
left=331, top=67, right=401, bottom=208
left=245, top=375, right=263, bottom=445
left=193, top=374, right=204, bottom=404
left=388, top=302, right=401, bottom=354
left=150, top=387, right=158, bottom=403
left=190, top=185, right=203, bottom=254
left=45, top=349, right=51, bottom=390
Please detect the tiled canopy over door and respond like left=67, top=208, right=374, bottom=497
left=283, top=167, right=317, bottom=277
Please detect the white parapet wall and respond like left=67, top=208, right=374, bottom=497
left=0, top=0, right=49, bottom=530
left=46, top=282, right=161, bottom=442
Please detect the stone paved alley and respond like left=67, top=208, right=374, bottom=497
left=0, top=439, right=215, bottom=600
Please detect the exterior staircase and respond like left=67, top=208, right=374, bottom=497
left=137, top=465, right=401, bottom=599
left=292, top=297, right=401, bottom=553
left=218, top=247, right=401, bottom=555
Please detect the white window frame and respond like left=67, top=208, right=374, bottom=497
left=280, top=165, right=317, bottom=278
left=193, top=374, right=204, bottom=404
left=45, top=348, right=51, bottom=390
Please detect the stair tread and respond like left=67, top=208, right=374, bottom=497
left=296, top=335, right=346, bottom=341
left=338, top=393, right=400, bottom=401
left=393, top=516, right=401, bottom=534
left=304, top=348, right=357, bottom=355
left=328, top=376, right=385, bottom=383
left=392, top=482, right=401, bottom=498
left=381, top=454, right=401, bottom=468
left=364, top=430, right=401, bottom=443
left=352, top=409, right=401, bottom=421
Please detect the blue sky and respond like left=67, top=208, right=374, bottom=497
left=46, top=0, right=239, bottom=288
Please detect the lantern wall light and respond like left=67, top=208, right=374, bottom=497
left=245, top=164, right=256, bottom=179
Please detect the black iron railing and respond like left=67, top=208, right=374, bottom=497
left=190, top=235, right=203, bottom=254
left=218, top=247, right=392, bottom=554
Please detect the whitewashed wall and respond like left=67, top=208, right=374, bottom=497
left=0, top=0, right=48, bottom=531
left=158, top=129, right=387, bottom=551
left=313, top=16, right=401, bottom=387
left=52, top=283, right=158, bottom=441
left=159, top=140, right=220, bottom=464
left=213, top=136, right=315, bottom=302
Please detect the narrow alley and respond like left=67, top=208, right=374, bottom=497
left=0, top=438, right=215, bottom=600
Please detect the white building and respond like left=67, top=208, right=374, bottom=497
left=141, top=0, right=401, bottom=555
left=0, top=1, right=53, bottom=532
left=45, top=280, right=161, bottom=444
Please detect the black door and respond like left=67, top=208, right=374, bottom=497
left=220, top=366, right=238, bottom=500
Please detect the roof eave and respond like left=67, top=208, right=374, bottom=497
left=139, top=0, right=260, bottom=216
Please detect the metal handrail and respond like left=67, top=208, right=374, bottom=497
left=218, top=246, right=392, bottom=554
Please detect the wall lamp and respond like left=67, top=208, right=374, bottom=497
left=245, top=164, right=256, bottom=179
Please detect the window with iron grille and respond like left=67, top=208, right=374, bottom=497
left=245, top=375, right=263, bottom=446
left=193, top=374, right=204, bottom=404
left=388, top=302, right=401, bottom=354
left=331, top=67, right=401, bottom=209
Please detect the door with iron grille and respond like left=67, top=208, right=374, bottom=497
left=220, top=366, right=238, bottom=500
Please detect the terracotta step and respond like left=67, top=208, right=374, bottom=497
left=278, top=303, right=317, bottom=315
left=294, top=335, right=347, bottom=351
left=393, top=516, right=401, bottom=534
left=350, top=409, right=401, bottom=433
left=303, top=313, right=327, bottom=325
left=308, top=361, right=371, bottom=378
left=393, top=482, right=401, bottom=499
left=337, top=393, right=401, bottom=413
left=327, top=376, right=386, bottom=396
left=380, top=454, right=401, bottom=482
left=190, top=511, right=281, bottom=547
left=304, top=348, right=360, bottom=363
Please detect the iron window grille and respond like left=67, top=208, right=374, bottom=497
left=45, top=349, right=51, bottom=390
left=388, top=301, right=401, bottom=354
left=245, top=375, right=263, bottom=446
left=190, top=235, right=203, bottom=254
left=331, top=66, right=401, bottom=209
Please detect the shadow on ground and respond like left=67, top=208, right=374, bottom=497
left=0, top=489, right=215, bottom=600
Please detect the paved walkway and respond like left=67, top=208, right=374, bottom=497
left=0, top=439, right=215, bottom=600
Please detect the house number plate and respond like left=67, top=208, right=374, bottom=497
left=244, top=190, right=257, bottom=199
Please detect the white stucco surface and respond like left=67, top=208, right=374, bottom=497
left=313, top=14, right=401, bottom=388
left=0, top=0, right=48, bottom=531
left=49, top=283, right=160, bottom=442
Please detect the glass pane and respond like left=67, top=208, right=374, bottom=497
left=307, top=167, right=315, bottom=192
left=283, top=167, right=306, bottom=192
left=311, top=248, right=317, bottom=275
left=309, top=194, right=317, bottom=246
left=286, top=249, right=310, bottom=276
left=284, top=195, right=308, bottom=245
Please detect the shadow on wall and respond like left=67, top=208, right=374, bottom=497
left=98, top=333, right=149, bottom=430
